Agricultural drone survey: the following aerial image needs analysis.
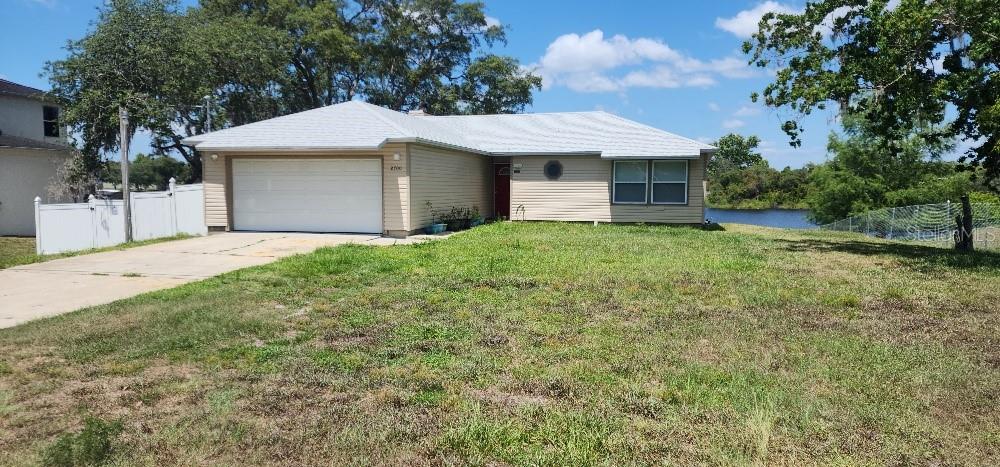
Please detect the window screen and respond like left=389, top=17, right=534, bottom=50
left=651, top=160, right=687, bottom=204
left=613, top=161, right=648, bottom=203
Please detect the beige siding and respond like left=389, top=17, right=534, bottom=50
left=202, top=152, right=228, bottom=228
left=382, top=144, right=409, bottom=232
left=200, top=146, right=410, bottom=233
left=408, top=144, right=492, bottom=230
left=510, top=154, right=705, bottom=224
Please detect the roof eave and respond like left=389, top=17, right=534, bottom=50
left=388, top=137, right=491, bottom=155
left=189, top=145, right=384, bottom=153
left=0, top=145, right=73, bottom=152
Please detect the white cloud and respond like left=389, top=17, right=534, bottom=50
left=707, top=102, right=721, bottom=112
left=531, top=29, right=757, bottom=93
left=537, top=30, right=680, bottom=75
left=715, top=1, right=801, bottom=38
left=733, top=105, right=762, bottom=117
left=485, top=16, right=501, bottom=28
left=722, top=119, right=746, bottom=129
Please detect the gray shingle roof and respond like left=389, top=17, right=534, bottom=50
left=182, top=100, right=715, bottom=158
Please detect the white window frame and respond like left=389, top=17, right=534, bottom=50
left=612, top=160, right=648, bottom=204
left=651, top=160, right=689, bottom=205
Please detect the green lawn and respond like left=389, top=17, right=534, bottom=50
left=1, top=222, right=999, bottom=465
left=0, top=237, right=38, bottom=269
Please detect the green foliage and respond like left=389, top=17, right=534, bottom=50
left=805, top=116, right=984, bottom=223
left=457, top=55, right=543, bottom=114
left=48, top=152, right=102, bottom=203
left=104, top=154, right=191, bottom=190
left=745, top=0, right=1000, bottom=186
left=707, top=133, right=812, bottom=209
left=200, top=0, right=540, bottom=115
left=42, top=417, right=123, bottom=467
left=709, top=133, right=764, bottom=177
left=47, top=0, right=540, bottom=184
left=45, top=0, right=288, bottom=180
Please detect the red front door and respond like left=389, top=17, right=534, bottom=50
left=493, top=163, right=511, bottom=219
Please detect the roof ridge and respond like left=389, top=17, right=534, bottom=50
left=350, top=101, right=415, bottom=138
left=420, top=110, right=608, bottom=118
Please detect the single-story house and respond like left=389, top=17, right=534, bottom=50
left=182, top=101, right=716, bottom=237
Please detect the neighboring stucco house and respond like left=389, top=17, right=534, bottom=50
left=182, top=101, right=715, bottom=237
left=0, top=79, right=73, bottom=236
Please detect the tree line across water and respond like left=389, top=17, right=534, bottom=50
left=708, top=117, right=999, bottom=225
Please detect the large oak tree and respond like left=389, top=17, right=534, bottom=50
left=745, top=0, right=1000, bottom=187
left=47, top=0, right=540, bottom=184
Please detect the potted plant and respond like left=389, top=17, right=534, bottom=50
left=441, top=206, right=467, bottom=232
left=424, top=201, right=447, bottom=234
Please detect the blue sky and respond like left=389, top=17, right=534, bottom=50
left=1, top=0, right=839, bottom=168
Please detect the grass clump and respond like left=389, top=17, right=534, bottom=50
left=42, top=417, right=122, bottom=467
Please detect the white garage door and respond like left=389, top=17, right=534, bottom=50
left=232, top=158, right=382, bottom=233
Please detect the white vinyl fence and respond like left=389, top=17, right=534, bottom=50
left=34, top=179, right=207, bottom=255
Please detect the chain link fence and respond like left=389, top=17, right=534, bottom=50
left=820, top=202, right=1000, bottom=250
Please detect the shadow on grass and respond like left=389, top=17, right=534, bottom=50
left=775, top=238, right=1000, bottom=271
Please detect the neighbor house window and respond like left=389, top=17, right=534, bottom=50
left=43, top=106, right=60, bottom=137
left=613, top=160, right=648, bottom=203
left=652, top=160, right=688, bottom=204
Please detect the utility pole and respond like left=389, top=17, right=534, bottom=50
left=119, top=106, right=133, bottom=242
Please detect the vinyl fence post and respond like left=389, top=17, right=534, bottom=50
left=34, top=196, right=42, bottom=255
left=168, top=177, right=178, bottom=236
left=88, top=194, right=97, bottom=249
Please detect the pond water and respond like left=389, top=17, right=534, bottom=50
left=705, top=208, right=817, bottom=229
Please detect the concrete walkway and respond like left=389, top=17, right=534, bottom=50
left=0, top=232, right=425, bottom=329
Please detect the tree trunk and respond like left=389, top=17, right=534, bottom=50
left=954, top=194, right=974, bottom=251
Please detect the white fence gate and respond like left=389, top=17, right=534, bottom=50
left=34, top=179, right=207, bottom=255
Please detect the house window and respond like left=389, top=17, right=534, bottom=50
left=613, top=160, right=648, bottom=203
left=652, top=160, right=688, bottom=204
left=43, top=106, right=60, bottom=137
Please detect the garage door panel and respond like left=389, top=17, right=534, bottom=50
left=232, top=158, right=382, bottom=233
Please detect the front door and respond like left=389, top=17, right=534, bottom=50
left=493, top=163, right=511, bottom=219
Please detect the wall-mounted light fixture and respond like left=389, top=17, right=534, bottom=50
left=210, top=154, right=218, bottom=160
left=393, top=153, right=401, bottom=161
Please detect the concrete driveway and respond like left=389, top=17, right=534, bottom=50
left=0, top=232, right=417, bottom=329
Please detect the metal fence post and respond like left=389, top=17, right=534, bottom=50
left=168, top=177, right=178, bottom=236
left=890, top=207, right=896, bottom=239
left=34, top=196, right=42, bottom=255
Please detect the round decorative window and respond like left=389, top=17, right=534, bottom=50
left=544, top=160, right=563, bottom=180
